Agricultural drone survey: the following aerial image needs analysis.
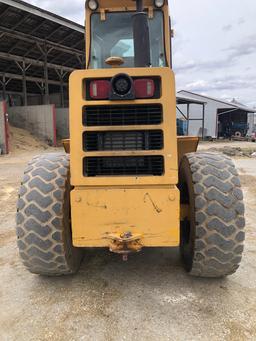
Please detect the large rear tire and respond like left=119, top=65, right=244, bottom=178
left=16, top=153, right=83, bottom=276
left=179, top=152, right=245, bottom=278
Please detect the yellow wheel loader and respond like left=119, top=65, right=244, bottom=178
left=16, top=0, right=245, bottom=277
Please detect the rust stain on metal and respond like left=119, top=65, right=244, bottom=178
left=86, top=202, right=107, bottom=209
left=104, top=222, right=127, bottom=226
left=144, top=193, right=162, bottom=213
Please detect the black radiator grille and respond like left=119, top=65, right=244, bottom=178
left=83, top=104, right=162, bottom=126
left=83, top=130, right=163, bottom=151
left=84, top=156, right=164, bottom=176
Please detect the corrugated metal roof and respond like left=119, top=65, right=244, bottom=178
left=178, top=90, right=256, bottom=113
left=0, top=0, right=85, bottom=94
left=0, top=0, right=84, bottom=32
left=176, top=93, right=206, bottom=105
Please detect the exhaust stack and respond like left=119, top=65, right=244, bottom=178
left=133, top=0, right=151, bottom=67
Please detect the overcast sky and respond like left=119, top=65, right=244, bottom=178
left=24, top=0, right=256, bottom=107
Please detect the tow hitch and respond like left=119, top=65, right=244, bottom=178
left=106, top=231, right=142, bottom=261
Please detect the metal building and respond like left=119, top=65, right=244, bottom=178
left=176, top=93, right=206, bottom=138
left=0, top=0, right=85, bottom=107
left=177, top=90, right=256, bottom=139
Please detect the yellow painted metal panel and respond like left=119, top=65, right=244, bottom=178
left=71, top=186, right=180, bottom=247
left=69, top=67, right=178, bottom=187
left=71, top=3, right=179, bottom=250
left=177, top=136, right=199, bottom=164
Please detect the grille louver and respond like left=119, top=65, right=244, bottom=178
left=83, top=130, right=163, bottom=151
left=84, top=156, right=164, bottom=176
left=83, top=104, right=162, bottom=126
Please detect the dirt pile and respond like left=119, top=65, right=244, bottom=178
left=217, top=146, right=256, bottom=157
left=8, top=125, right=48, bottom=153
left=201, top=145, right=256, bottom=158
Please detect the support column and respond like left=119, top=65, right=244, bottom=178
left=60, top=77, right=64, bottom=108
left=22, top=61, right=28, bottom=106
left=44, top=50, right=49, bottom=104
left=35, top=82, right=44, bottom=105
left=187, top=103, right=190, bottom=135
left=55, top=68, right=67, bottom=108
left=15, top=61, right=30, bottom=106
left=38, top=43, right=50, bottom=105
left=202, top=104, right=205, bottom=140
left=0, top=74, right=6, bottom=100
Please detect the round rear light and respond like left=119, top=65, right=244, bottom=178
left=154, top=0, right=165, bottom=8
left=112, top=74, right=133, bottom=97
left=87, top=0, right=98, bottom=11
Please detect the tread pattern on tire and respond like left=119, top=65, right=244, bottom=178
left=16, top=153, right=82, bottom=276
left=181, top=152, right=245, bottom=278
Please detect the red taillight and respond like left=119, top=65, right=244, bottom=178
left=89, top=80, right=111, bottom=99
left=134, top=79, right=155, bottom=98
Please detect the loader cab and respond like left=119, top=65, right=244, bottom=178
left=85, top=0, right=172, bottom=69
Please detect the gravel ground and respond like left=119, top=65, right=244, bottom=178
left=0, top=142, right=256, bottom=341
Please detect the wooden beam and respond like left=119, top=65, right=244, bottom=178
left=0, top=51, right=74, bottom=73
left=0, top=72, right=68, bottom=86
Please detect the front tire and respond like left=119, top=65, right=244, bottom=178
left=179, top=152, right=245, bottom=278
left=16, top=153, right=82, bottom=276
